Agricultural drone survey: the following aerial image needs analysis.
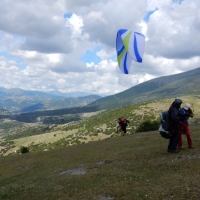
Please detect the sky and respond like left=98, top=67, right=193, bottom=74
left=0, top=0, right=200, bottom=96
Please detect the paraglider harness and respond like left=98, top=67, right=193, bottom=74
left=123, top=119, right=129, bottom=127
left=158, top=111, right=172, bottom=139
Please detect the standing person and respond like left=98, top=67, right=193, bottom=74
left=168, top=98, right=184, bottom=153
left=178, top=103, right=194, bottom=149
left=121, top=119, right=130, bottom=136
left=116, top=117, right=124, bottom=133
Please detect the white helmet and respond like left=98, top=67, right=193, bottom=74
left=184, top=103, right=191, bottom=110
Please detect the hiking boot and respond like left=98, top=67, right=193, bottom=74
left=189, top=146, right=194, bottom=148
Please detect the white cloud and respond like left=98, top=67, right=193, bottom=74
left=47, top=54, right=62, bottom=63
left=96, top=49, right=111, bottom=59
left=65, top=14, right=84, bottom=36
left=85, top=11, right=107, bottom=25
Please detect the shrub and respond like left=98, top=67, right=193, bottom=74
left=74, top=139, right=81, bottom=144
left=20, top=146, right=29, bottom=154
left=89, top=132, right=98, bottom=137
left=136, top=120, right=160, bottom=133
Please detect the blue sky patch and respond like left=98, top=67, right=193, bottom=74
left=64, top=13, right=73, bottom=19
left=172, top=0, right=184, bottom=4
left=144, top=8, right=158, bottom=23
left=80, top=46, right=102, bottom=64
left=0, top=52, right=26, bottom=70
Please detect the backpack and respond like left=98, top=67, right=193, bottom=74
left=123, top=119, right=129, bottom=127
left=158, top=111, right=172, bottom=139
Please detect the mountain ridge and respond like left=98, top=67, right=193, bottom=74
left=0, top=87, right=101, bottom=112
left=0, top=67, right=200, bottom=123
left=87, top=67, right=200, bottom=109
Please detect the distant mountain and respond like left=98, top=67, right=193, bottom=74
left=20, top=95, right=101, bottom=112
left=0, top=108, right=11, bottom=115
left=0, top=87, right=101, bottom=112
left=46, top=91, right=101, bottom=98
left=87, top=67, right=200, bottom=110
left=0, top=67, right=200, bottom=124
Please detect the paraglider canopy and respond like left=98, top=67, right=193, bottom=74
left=116, top=29, right=145, bottom=74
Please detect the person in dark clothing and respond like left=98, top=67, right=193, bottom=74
left=168, top=98, right=185, bottom=153
left=121, top=119, right=129, bottom=136
left=117, top=118, right=130, bottom=136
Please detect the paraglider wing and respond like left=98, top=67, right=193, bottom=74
left=116, top=29, right=145, bottom=74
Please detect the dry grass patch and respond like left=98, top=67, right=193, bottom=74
left=4, top=129, right=79, bottom=155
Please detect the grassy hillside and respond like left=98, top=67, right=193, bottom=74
left=0, top=96, right=200, bottom=199
left=1, top=95, right=200, bottom=156
left=0, top=125, right=200, bottom=199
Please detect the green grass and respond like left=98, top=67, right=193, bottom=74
left=0, top=96, right=200, bottom=199
left=5, top=126, right=50, bottom=140
left=0, top=125, right=200, bottom=199
left=1, top=95, right=200, bottom=155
